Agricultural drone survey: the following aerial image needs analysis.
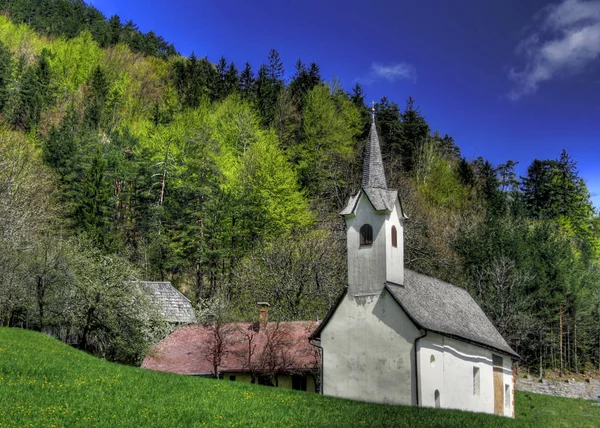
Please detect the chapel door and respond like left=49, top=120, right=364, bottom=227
left=493, top=354, right=504, bottom=415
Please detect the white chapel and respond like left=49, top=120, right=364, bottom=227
left=310, top=112, right=518, bottom=417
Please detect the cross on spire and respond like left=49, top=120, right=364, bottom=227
left=362, top=103, right=387, bottom=189
left=371, top=101, right=376, bottom=124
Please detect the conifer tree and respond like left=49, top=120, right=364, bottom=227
left=0, top=41, right=12, bottom=112
left=240, top=62, right=255, bottom=101
left=400, top=96, right=430, bottom=173
left=84, top=65, right=109, bottom=129
left=350, top=82, right=365, bottom=108
left=224, top=62, right=239, bottom=97
left=74, top=148, right=113, bottom=250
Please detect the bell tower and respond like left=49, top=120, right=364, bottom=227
left=340, top=106, right=406, bottom=295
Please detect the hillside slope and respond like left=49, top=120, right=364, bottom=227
left=2, top=328, right=600, bottom=427
left=0, top=327, right=524, bottom=427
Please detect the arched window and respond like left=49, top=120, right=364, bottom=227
left=391, top=226, right=397, bottom=247
left=434, top=390, right=440, bottom=408
left=359, top=224, right=373, bottom=246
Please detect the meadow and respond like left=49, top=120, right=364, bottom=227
left=1, top=328, right=599, bottom=427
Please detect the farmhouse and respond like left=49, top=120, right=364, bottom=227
left=309, top=113, right=519, bottom=417
left=142, top=306, right=319, bottom=391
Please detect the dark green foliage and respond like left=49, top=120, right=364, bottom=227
left=172, top=53, right=218, bottom=107
left=0, top=0, right=176, bottom=59
left=399, top=96, right=431, bottom=172
left=456, top=157, right=476, bottom=188
left=350, top=82, right=365, bottom=108
left=5, top=55, right=47, bottom=131
left=473, top=157, right=506, bottom=217
left=456, top=151, right=600, bottom=372
left=43, top=108, right=79, bottom=177
left=521, top=150, right=594, bottom=237
left=267, top=48, right=284, bottom=82
left=255, top=49, right=285, bottom=125
left=239, top=61, right=255, bottom=102
left=433, top=133, right=461, bottom=161
left=215, top=56, right=239, bottom=100
left=84, top=65, right=110, bottom=129
left=288, top=59, right=321, bottom=106
left=73, top=149, right=113, bottom=249
left=0, top=41, right=12, bottom=110
left=521, top=159, right=557, bottom=219
left=374, top=97, right=403, bottom=159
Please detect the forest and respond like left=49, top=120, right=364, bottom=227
left=0, top=0, right=598, bottom=376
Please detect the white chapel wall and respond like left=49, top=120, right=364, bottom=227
left=417, top=333, right=514, bottom=416
left=320, top=290, right=420, bottom=405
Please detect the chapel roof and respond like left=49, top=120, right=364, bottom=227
left=385, top=270, right=519, bottom=359
left=341, top=114, right=406, bottom=217
left=311, top=270, right=519, bottom=359
left=139, top=281, right=197, bottom=324
left=340, top=187, right=400, bottom=215
left=362, top=120, right=387, bottom=189
left=141, top=321, right=319, bottom=375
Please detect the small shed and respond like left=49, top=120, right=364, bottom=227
left=139, top=281, right=196, bottom=324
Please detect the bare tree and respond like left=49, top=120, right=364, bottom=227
left=196, top=293, right=235, bottom=378
left=474, top=256, right=535, bottom=348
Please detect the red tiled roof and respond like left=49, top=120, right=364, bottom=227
left=141, top=321, right=320, bottom=376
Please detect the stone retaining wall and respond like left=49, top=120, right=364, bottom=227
left=516, top=377, right=600, bottom=400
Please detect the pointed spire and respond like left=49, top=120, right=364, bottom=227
left=362, top=104, right=387, bottom=189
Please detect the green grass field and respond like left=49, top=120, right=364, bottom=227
left=1, top=328, right=599, bottom=427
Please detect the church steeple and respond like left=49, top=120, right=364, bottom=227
left=361, top=107, right=387, bottom=189
left=341, top=103, right=405, bottom=293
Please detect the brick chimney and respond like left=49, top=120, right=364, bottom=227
left=257, top=302, right=270, bottom=332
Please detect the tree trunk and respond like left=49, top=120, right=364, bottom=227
left=559, top=304, right=564, bottom=377
left=36, top=276, right=45, bottom=331
left=574, top=321, right=578, bottom=373
left=81, top=306, right=95, bottom=351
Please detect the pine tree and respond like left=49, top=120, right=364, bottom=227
left=374, top=97, right=403, bottom=160
left=224, top=62, right=239, bottom=96
left=6, top=61, right=43, bottom=131
left=84, top=65, right=109, bottom=129
left=74, top=148, right=113, bottom=250
left=216, top=55, right=228, bottom=100
left=350, top=82, right=365, bottom=108
left=267, top=48, right=284, bottom=82
left=0, top=41, right=12, bottom=112
left=240, top=62, right=255, bottom=101
left=399, top=96, right=430, bottom=173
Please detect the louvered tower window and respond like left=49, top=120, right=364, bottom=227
left=391, top=226, right=397, bottom=247
left=360, top=224, right=373, bottom=246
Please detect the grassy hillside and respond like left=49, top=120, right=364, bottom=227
left=1, top=329, right=599, bottom=427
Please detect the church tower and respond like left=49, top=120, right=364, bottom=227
left=340, top=109, right=406, bottom=295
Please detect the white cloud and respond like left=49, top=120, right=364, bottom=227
left=360, top=62, right=416, bottom=85
left=508, top=0, right=600, bottom=100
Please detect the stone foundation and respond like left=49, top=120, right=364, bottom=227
left=516, top=377, right=600, bottom=400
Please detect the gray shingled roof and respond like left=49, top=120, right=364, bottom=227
left=362, top=121, right=387, bottom=189
left=386, top=270, right=519, bottom=358
left=341, top=118, right=407, bottom=218
left=340, top=188, right=400, bottom=215
left=140, top=282, right=197, bottom=324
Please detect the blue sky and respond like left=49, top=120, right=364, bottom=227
left=88, top=0, right=600, bottom=209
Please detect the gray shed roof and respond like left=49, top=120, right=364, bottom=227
left=140, top=282, right=197, bottom=324
left=386, top=270, right=519, bottom=358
